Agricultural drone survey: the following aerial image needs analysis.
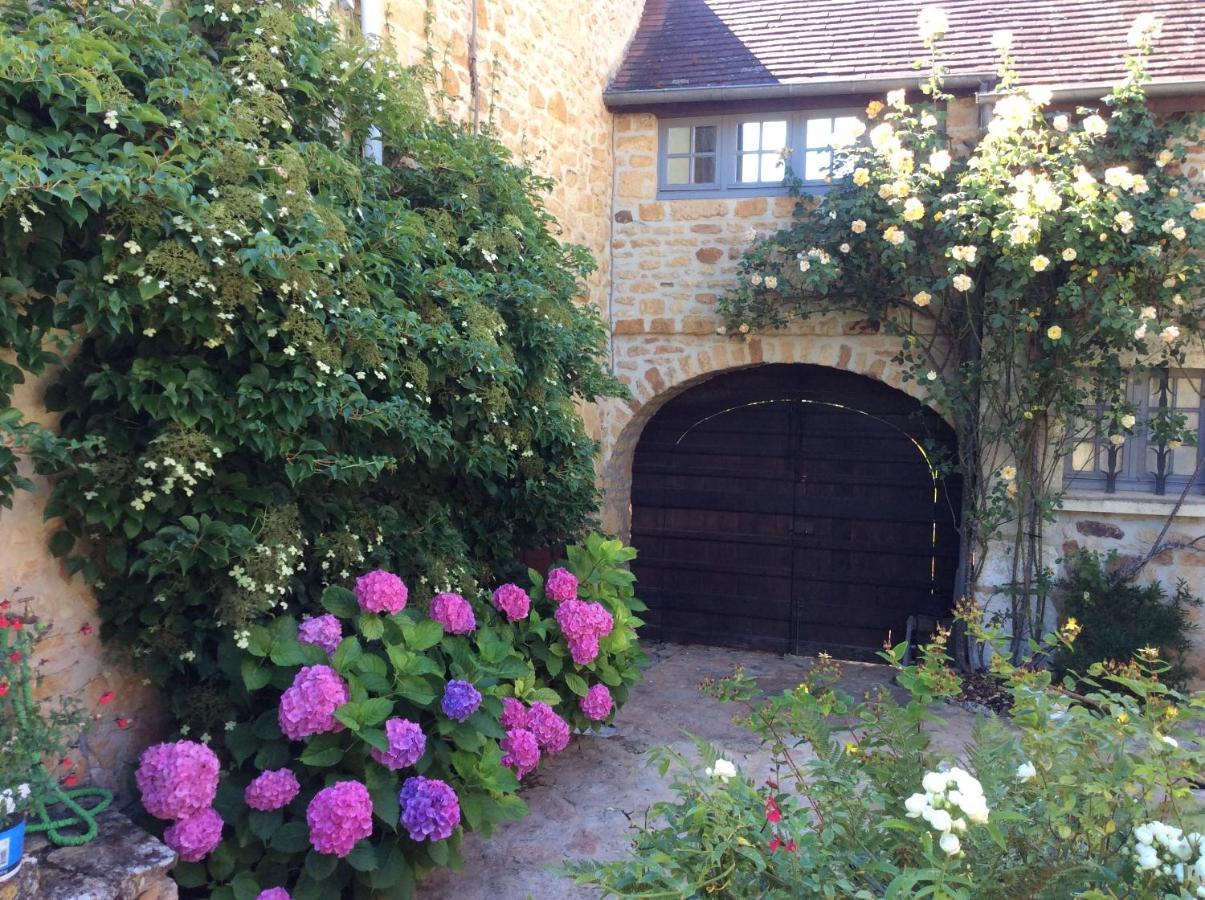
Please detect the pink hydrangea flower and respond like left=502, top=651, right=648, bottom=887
left=163, top=808, right=223, bottom=862
left=354, top=570, right=408, bottom=614
left=136, top=740, right=220, bottom=821
left=244, top=768, right=300, bottom=811
left=298, top=614, right=342, bottom=656
left=370, top=718, right=426, bottom=770
left=278, top=665, right=349, bottom=741
left=544, top=567, right=578, bottom=603
left=429, top=592, right=476, bottom=634
left=257, top=890, right=290, bottom=900
left=567, top=634, right=601, bottom=666
left=580, top=684, right=614, bottom=721
left=399, top=776, right=461, bottom=842
left=555, top=599, right=614, bottom=666
left=501, top=727, right=541, bottom=780
left=500, top=697, right=528, bottom=730
left=491, top=583, right=531, bottom=622
left=526, top=702, right=570, bottom=754
left=307, top=781, right=373, bottom=857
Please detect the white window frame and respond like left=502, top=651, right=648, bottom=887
left=656, top=109, right=862, bottom=199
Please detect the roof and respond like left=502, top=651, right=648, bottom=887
left=606, top=0, right=1205, bottom=104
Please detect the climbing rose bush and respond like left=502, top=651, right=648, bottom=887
left=571, top=625, right=1205, bottom=899
left=154, top=536, right=644, bottom=898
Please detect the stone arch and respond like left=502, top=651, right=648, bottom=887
left=600, top=333, right=949, bottom=539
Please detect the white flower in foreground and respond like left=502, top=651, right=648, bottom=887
left=952, top=274, right=973, bottom=292
left=1052, top=114, right=1069, bottom=132
left=928, top=149, right=952, bottom=173
left=1120, top=414, right=1137, bottom=429
left=851, top=219, right=867, bottom=234
left=1000, top=465, right=1016, bottom=481
left=905, top=793, right=928, bottom=817
left=1016, top=761, right=1036, bottom=782
left=939, top=831, right=962, bottom=856
left=705, top=759, right=737, bottom=781
left=887, top=88, right=907, bottom=110
left=991, top=30, right=1013, bottom=52
left=1161, top=325, right=1180, bottom=345
left=884, top=226, right=906, bottom=246
left=1062, top=248, right=1077, bottom=261
left=1128, top=13, right=1162, bottom=47
left=104, top=109, right=119, bottom=130
left=913, top=291, right=932, bottom=308
left=765, top=275, right=778, bottom=290
left=1031, top=255, right=1050, bottom=272
left=1082, top=114, right=1108, bottom=137
left=917, top=7, right=949, bottom=42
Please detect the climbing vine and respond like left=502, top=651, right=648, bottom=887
left=718, top=12, right=1204, bottom=660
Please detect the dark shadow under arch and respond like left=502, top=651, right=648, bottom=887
left=630, top=364, right=961, bottom=659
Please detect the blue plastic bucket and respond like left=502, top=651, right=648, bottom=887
left=0, top=818, right=25, bottom=877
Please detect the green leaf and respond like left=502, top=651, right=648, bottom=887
left=241, top=658, right=271, bottom=691
left=334, top=636, right=363, bottom=671
left=231, top=872, right=261, bottom=900
left=304, top=849, right=339, bottom=881
left=359, top=613, right=385, bottom=641
left=49, top=530, right=74, bottom=558
left=270, top=821, right=311, bottom=853
left=248, top=809, right=283, bottom=842
left=346, top=842, right=379, bottom=872
left=359, top=697, right=394, bottom=727
left=322, top=586, right=359, bottom=617
left=403, top=618, right=444, bottom=652
left=300, top=744, right=345, bottom=767
left=564, top=672, right=588, bottom=697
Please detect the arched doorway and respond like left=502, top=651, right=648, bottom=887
left=630, top=364, right=961, bottom=659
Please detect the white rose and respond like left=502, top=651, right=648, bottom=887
left=939, top=831, right=962, bottom=855
left=1016, top=761, right=1036, bottom=782
left=928, top=808, right=953, bottom=832
left=922, top=771, right=948, bottom=794
left=928, top=149, right=952, bottom=173
left=952, top=274, right=973, bottom=292
left=706, top=758, right=737, bottom=781
left=1120, top=414, right=1136, bottom=429
left=851, top=219, right=867, bottom=234
left=1052, top=114, right=1069, bottom=132
left=905, top=793, right=929, bottom=817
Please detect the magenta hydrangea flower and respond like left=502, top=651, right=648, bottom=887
left=544, top=567, right=578, bottom=603
left=257, top=890, right=290, bottom=900
left=399, top=776, right=461, bottom=842
left=298, top=614, right=342, bottom=656
left=244, top=768, right=300, bottom=811
left=526, top=702, right=570, bottom=754
left=278, top=665, right=349, bottom=741
left=441, top=680, right=482, bottom=722
left=580, top=684, right=614, bottom=721
left=429, top=592, right=476, bottom=635
left=491, top=583, right=531, bottom=622
left=354, top=569, right=408, bottom=614
left=370, top=718, right=426, bottom=770
left=500, top=697, right=528, bottom=730
left=163, top=807, right=223, bottom=862
left=136, top=740, right=220, bottom=821
left=555, top=599, right=614, bottom=666
left=567, top=634, right=600, bottom=665
left=501, top=727, right=541, bottom=779
left=306, top=781, right=374, bottom=857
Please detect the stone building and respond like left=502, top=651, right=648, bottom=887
left=5, top=0, right=1205, bottom=791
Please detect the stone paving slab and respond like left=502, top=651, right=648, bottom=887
left=419, top=643, right=986, bottom=899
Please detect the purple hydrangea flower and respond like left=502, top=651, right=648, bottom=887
left=354, top=570, right=408, bottom=614
left=429, top=592, right=476, bottom=635
left=580, top=684, right=614, bottom=721
left=370, top=718, right=426, bottom=770
left=500, top=697, right=528, bottom=730
left=544, top=567, right=578, bottom=603
left=491, top=583, right=531, bottom=622
left=163, top=807, right=223, bottom=862
left=136, top=740, right=220, bottom=821
left=298, top=614, right=342, bottom=656
left=278, top=665, right=349, bottom=741
left=441, top=680, right=482, bottom=722
left=501, top=727, right=541, bottom=779
left=244, top=768, right=300, bottom=811
left=526, top=702, right=570, bottom=754
left=306, top=781, right=373, bottom=857
left=257, top=890, right=291, bottom=900
left=399, top=776, right=461, bottom=842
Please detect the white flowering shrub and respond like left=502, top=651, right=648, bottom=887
left=717, top=9, right=1205, bottom=659
left=570, top=626, right=1205, bottom=898
left=0, top=0, right=622, bottom=731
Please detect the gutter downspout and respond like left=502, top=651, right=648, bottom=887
left=361, top=0, right=385, bottom=163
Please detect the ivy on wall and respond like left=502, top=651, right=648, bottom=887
left=0, top=0, right=622, bottom=726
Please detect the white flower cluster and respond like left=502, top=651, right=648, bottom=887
left=230, top=540, right=304, bottom=603
left=1132, top=821, right=1205, bottom=896
left=905, top=767, right=990, bottom=856
left=130, top=448, right=221, bottom=512
left=0, top=784, right=30, bottom=817
left=704, top=758, right=737, bottom=782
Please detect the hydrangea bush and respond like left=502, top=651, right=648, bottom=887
left=716, top=9, right=1205, bottom=659
left=570, top=625, right=1205, bottom=898
left=0, top=0, right=621, bottom=731
left=149, top=536, right=644, bottom=898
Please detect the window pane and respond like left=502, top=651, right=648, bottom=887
left=1175, top=375, right=1202, bottom=408
left=1173, top=412, right=1199, bottom=474
left=806, top=117, right=834, bottom=149
left=666, top=156, right=690, bottom=184
left=759, top=153, right=785, bottom=182
left=738, top=122, right=761, bottom=153
left=1072, top=442, right=1096, bottom=472
left=831, top=116, right=863, bottom=147
left=694, top=125, right=717, bottom=153
left=738, top=154, right=760, bottom=183
left=667, top=127, right=690, bottom=154
left=762, top=120, right=788, bottom=151
left=804, top=149, right=831, bottom=182
left=693, top=155, right=715, bottom=184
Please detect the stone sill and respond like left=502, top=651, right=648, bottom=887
left=1060, top=491, right=1205, bottom=519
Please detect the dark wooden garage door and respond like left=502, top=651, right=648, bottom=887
left=630, top=364, right=961, bottom=659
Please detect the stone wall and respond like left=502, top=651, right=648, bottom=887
left=597, top=97, right=1205, bottom=685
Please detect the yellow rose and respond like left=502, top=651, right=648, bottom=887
left=902, top=197, right=925, bottom=222
left=1061, top=248, right=1076, bottom=261
left=913, top=291, right=932, bottom=307
left=866, top=100, right=885, bottom=119
left=883, top=225, right=906, bottom=246
left=851, top=219, right=867, bottom=234
left=952, top=274, right=973, bottom=292
left=1082, top=114, right=1108, bottom=136
left=1031, top=255, right=1050, bottom=272
left=852, top=167, right=870, bottom=186
left=1046, top=325, right=1063, bottom=340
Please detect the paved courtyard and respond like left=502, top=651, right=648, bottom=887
left=420, top=642, right=986, bottom=899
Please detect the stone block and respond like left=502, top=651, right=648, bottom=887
left=613, top=209, right=632, bottom=223
left=734, top=197, right=768, bottom=217
left=670, top=200, right=728, bottom=220
left=638, top=203, right=665, bottom=221
left=1076, top=520, right=1124, bottom=539
left=696, top=247, right=724, bottom=263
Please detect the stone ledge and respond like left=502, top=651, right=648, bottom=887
left=9, top=810, right=177, bottom=900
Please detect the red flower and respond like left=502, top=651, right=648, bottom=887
left=116, top=718, right=131, bottom=729
left=59, top=758, right=73, bottom=768
left=0, top=600, right=9, bottom=610
left=768, top=835, right=797, bottom=853
left=765, top=796, right=782, bottom=824
left=80, top=623, right=94, bottom=636
left=99, top=691, right=115, bottom=705
left=9, top=652, right=20, bottom=663
left=0, top=682, right=8, bottom=697
left=9, top=619, right=21, bottom=631
left=62, top=774, right=79, bottom=788
left=0, top=615, right=9, bottom=628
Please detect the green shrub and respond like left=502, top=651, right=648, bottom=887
left=1056, top=549, right=1201, bottom=690
left=168, top=534, right=645, bottom=897
left=0, top=0, right=622, bottom=729
left=569, top=629, right=1205, bottom=899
